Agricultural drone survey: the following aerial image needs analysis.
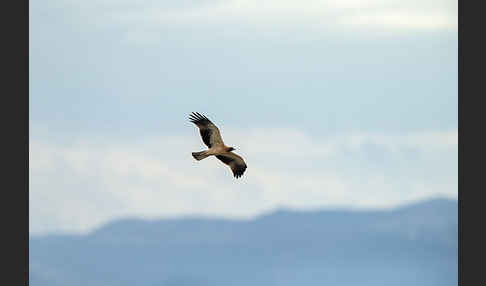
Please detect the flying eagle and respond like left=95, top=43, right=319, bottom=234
left=189, top=112, right=247, bottom=178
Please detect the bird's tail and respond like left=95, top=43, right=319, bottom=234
left=192, top=151, right=210, bottom=161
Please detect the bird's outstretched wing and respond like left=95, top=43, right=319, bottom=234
left=215, top=152, right=247, bottom=178
left=189, top=112, right=224, bottom=148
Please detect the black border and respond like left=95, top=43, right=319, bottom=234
left=458, top=0, right=482, bottom=285
left=457, top=1, right=461, bottom=284
left=3, top=0, right=29, bottom=284
left=458, top=0, right=462, bottom=284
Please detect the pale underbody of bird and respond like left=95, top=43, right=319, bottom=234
left=189, top=112, right=247, bottom=178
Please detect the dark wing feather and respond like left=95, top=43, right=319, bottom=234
left=189, top=112, right=224, bottom=148
left=216, top=152, right=247, bottom=178
left=199, top=129, right=212, bottom=148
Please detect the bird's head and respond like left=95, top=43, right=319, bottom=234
left=227, top=147, right=236, bottom=152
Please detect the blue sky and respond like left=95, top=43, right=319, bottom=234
left=30, top=0, right=457, bottom=235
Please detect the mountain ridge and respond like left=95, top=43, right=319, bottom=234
left=30, top=197, right=458, bottom=286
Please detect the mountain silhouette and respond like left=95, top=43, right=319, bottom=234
left=29, top=197, right=457, bottom=286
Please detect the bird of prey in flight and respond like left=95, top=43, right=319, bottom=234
left=189, top=112, right=247, bottom=178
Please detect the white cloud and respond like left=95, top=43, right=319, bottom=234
left=45, top=0, right=457, bottom=40
left=29, top=127, right=457, bottom=235
left=338, top=11, right=455, bottom=30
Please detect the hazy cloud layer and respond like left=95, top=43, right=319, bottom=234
left=30, top=128, right=457, bottom=235
left=49, top=0, right=457, bottom=32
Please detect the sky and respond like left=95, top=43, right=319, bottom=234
left=29, top=0, right=457, bottom=235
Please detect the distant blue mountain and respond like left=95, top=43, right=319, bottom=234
left=29, top=197, right=457, bottom=286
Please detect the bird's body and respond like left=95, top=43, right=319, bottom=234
left=189, top=112, right=247, bottom=178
